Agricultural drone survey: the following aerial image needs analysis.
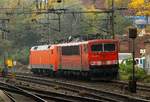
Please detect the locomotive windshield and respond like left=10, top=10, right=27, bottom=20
left=91, top=43, right=116, bottom=52
left=104, top=44, right=115, bottom=51
left=91, top=44, right=103, bottom=52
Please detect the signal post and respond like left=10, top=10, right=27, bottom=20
left=128, top=27, right=137, bottom=93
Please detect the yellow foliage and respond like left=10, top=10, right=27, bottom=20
left=87, top=5, right=96, bottom=11
left=128, top=0, right=150, bottom=16
left=48, top=0, right=55, bottom=9
left=129, top=0, right=144, bottom=9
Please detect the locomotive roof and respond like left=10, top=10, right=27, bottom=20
left=89, top=39, right=118, bottom=42
left=31, top=45, right=51, bottom=51
left=31, top=39, right=118, bottom=51
left=57, top=39, right=118, bottom=47
left=56, top=41, right=88, bottom=47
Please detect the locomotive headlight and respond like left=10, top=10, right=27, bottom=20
left=90, top=60, right=117, bottom=65
left=106, top=60, right=117, bottom=65
left=90, top=61, right=102, bottom=65
left=90, top=61, right=95, bottom=65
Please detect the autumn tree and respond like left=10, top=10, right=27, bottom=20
left=128, top=0, right=150, bottom=16
left=105, top=0, right=132, bottom=35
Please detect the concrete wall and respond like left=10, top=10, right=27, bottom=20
left=145, top=41, right=150, bottom=74
left=145, top=55, right=150, bottom=74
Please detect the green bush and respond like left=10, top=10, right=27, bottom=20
left=119, top=59, right=147, bottom=81
left=135, top=68, right=146, bottom=80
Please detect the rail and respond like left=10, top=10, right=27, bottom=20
left=16, top=75, right=150, bottom=102
left=0, top=81, right=47, bottom=102
left=3, top=91, right=17, bottom=102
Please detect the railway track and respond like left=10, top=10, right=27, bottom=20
left=3, top=91, right=17, bottom=102
left=0, top=81, right=47, bottom=102
left=15, top=73, right=150, bottom=95
left=111, top=80, right=150, bottom=92
left=14, top=74, right=150, bottom=102
left=0, top=80, right=100, bottom=102
left=17, top=86, right=104, bottom=102
left=15, top=73, right=150, bottom=94
left=12, top=77, right=117, bottom=102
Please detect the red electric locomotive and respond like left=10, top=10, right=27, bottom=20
left=29, top=39, right=119, bottom=80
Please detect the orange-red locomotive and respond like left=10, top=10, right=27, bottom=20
left=29, top=39, right=119, bottom=79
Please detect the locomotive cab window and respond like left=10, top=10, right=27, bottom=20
left=62, top=45, right=80, bottom=55
left=91, top=44, right=102, bottom=52
left=104, top=43, right=115, bottom=52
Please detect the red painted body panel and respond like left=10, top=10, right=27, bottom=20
left=57, top=44, right=89, bottom=71
left=30, top=50, right=50, bottom=67
left=61, top=55, right=81, bottom=69
left=88, top=40, right=118, bottom=66
left=30, top=39, right=119, bottom=71
left=49, top=46, right=59, bottom=71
